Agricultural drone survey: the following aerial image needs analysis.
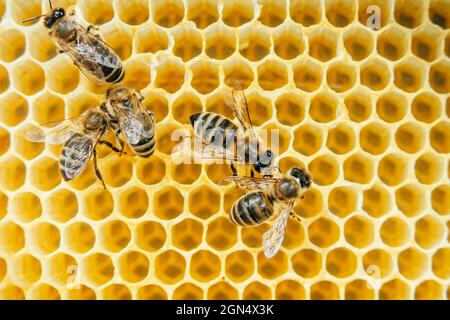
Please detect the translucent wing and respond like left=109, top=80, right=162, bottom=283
left=224, top=79, right=256, bottom=139
left=222, top=175, right=279, bottom=189
left=62, top=132, right=100, bottom=180
left=176, top=135, right=240, bottom=163
left=263, top=200, right=295, bottom=259
left=25, top=117, right=84, bottom=145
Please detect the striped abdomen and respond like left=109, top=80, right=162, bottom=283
left=231, top=191, right=275, bottom=226
left=190, top=112, right=238, bottom=149
left=127, top=123, right=155, bottom=158
left=60, top=133, right=93, bottom=181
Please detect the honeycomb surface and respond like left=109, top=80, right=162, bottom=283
left=0, top=0, right=449, bottom=300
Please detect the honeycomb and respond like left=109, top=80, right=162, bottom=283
left=0, top=0, right=449, bottom=300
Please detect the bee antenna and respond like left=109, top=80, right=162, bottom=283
left=22, top=14, right=47, bottom=23
left=49, top=0, right=53, bottom=10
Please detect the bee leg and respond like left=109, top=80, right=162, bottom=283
left=250, top=169, right=255, bottom=178
left=137, top=91, right=145, bottom=102
left=230, top=162, right=237, bottom=176
left=93, top=149, right=106, bottom=190
left=87, top=25, right=99, bottom=33
left=289, top=212, right=301, bottom=222
left=58, top=49, right=65, bottom=54
left=99, top=140, right=125, bottom=154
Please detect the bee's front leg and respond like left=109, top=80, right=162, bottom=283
left=93, top=149, right=107, bottom=190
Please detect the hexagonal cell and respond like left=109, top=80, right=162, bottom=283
left=100, top=24, right=133, bottom=61
left=344, top=215, right=374, bottom=248
left=27, top=26, right=57, bottom=62
left=122, top=56, right=151, bottom=90
left=0, top=64, right=8, bottom=94
left=308, top=154, right=339, bottom=186
left=395, top=122, right=426, bottom=154
left=155, top=250, right=186, bottom=284
left=205, top=24, right=235, bottom=60
left=32, top=91, right=65, bottom=126
left=29, top=157, right=61, bottom=191
left=394, top=0, right=425, bottom=28
left=29, top=284, right=61, bottom=300
left=326, top=62, right=357, bottom=93
left=100, top=156, right=133, bottom=188
left=11, top=254, right=41, bottom=285
left=187, top=0, right=219, bottom=29
left=326, top=124, right=355, bottom=155
left=325, top=0, right=355, bottom=27
left=257, top=59, right=288, bottom=91
left=294, top=187, right=322, bottom=218
left=0, top=221, right=25, bottom=254
left=206, top=217, right=237, bottom=251
left=142, top=91, right=168, bottom=123
left=344, top=153, right=374, bottom=184
left=273, top=22, right=304, bottom=60
left=79, top=0, right=114, bottom=25
left=156, top=123, right=183, bottom=155
left=362, top=249, right=393, bottom=279
left=136, top=156, right=166, bottom=185
left=415, top=152, right=443, bottom=185
left=222, top=0, right=254, bottom=27
left=275, top=93, right=304, bottom=126
left=173, top=24, right=203, bottom=62
left=243, top=282, right=272, bottom=300
left=415, top=215, right=445, bottom=249
left=82, top=253, right=114, bottom=286
left=190, top=250, right=221, bottom=282
left=0, top=156, right=26, bottom=190
left=412, top=24, right=442, bottom=62
left=12, top=59, right=45, bottom=96
left=310, top=281, right=340, bottom=300
left=205, top=163, right=233, bottom=185
left=398, top=247, right=428, bottom=280
left=45, top=252, right=77, bottom=285
left=118, top=251, right=149, bottom=283
left=225, top=250, right=254, bottom=283
left=172, top=218, right=203, bottom=251
left=238, top=92, right=272, bottom=126
left=170, top=162, right=202, bottom=184
left=380, top=217, right=410, bottom=247
left=118, top=186, right=149, bottom=219
left=0, top=285, right=25, bottom=300
left=30, top=222, right=60, bottom=254
left=136, top=221, right=166, bottom=252
left=290, top=0, right=322, bottom=26
left=380, top=279, right=410, bottom=300
left=172, top=92, right=202, bottom=124
left=283, top=218, right=305, bottom=249
left=344, top=89, right=372, bottom=122
left=10, top=0, right=41, bottom=25
left=376, top=90, right=407, bottom=123
left=137, top=285, right=167, bottom=300
left=207, top=281, right=239, bottom=300
left=12, top=125, right=42, bottom=164
left=345, top=280, right=375, bottom=300
left=64, top=222, right=95, bottom=254
left=116, top=0, right=149, bottom=25
left=45, top=189, right=78, bottom=223
left=241, top=223, right=270, bottom=248
left=151, top=0, right=184, bottom=27
left=415, top=280, right=444, bottom=300
left=377, top=26, right=409, bottom=61
left=358, top=0, right=390, bottom=28
left=429, top=0, right=450, bottom=28
left=309, top=92, right=338, bottom=123
left=394, top=58, right=426, bottom=93
left=363, top=185, right=392, bottom=218
left=328, top=187, right=357, bottom=218
left=396, top=184, right=425, bottom=217
left=308, top=217, right=340, bottom=248
left=100, top=219, right=131, bottom=253
left=46, top=55, right=79, bottom=94
left=431, top=185, right=449, bottom=215
left=275, top=280, right=306, bottom=300
left=223, top=57, right=254, bottom=89
left=0, top=0, right=5, bottom=21
left=412, top=92, right=441, bottom=123
left=66, top=92, right=101, bottom=118
left=308, top=27, right=338, bottom=62
left=189, top=185, right=220, bottom=219
left=256, top=0, right=286, bottom=26
left=134, top=23, right=169, bottom=53
left=223, top=185, right=246, bottom=214
left=0, top=28, right=25, bottom=62
left=173, top=283, right=203, bottom=300
left=326, top=247, right=357, bottom=278
left=430, top=60, right=450, bottom=94
left=191, top=60, right=219, bottom=95
left=10, top=191, right=42, bottom=222
left=360, top=58, right=390, bottom=91
left=65, top=285, right=96, bottom=300
left=432, top=248, right=450, bottom=279
left=102, top=284, right=131, bottom=300
left=360, top=122, right=390, bottom=155
left=0, top=91, right=28, bottom=127
left=257, top=251, right=287, bottom=279
left=238, top=26, right=271, bottom=62
left=343, top=26, right=373, bottom=61
left=261, top=123, right=290, bottom=155
left=82, top=188, right=114, bottom=220
left=0, top=191, right=7, bottom=220
left=293, top=59, right=322, bottom=92
left=430, top=121, right=450, bottom=154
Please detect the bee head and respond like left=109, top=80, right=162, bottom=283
left=254, top=149, right=274, bottom=173
left=289, top=167, right=312, bottom=190
left=85, top=111, right=107, bottom=131
left=44, top=8, right=65, bottom=28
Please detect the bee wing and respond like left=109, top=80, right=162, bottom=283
left=62, top=130, right=102, bottom=180
left=25, top=117, right=84, bottom=145
left=224, top=79, right=257, bottom=139
left=263, top=200, right=295, bottom=259
left=176, top=135, right=240, bottom=163
left=110, top=94, right=155, bottom=145
left=222, top=176, right=279, bottom=189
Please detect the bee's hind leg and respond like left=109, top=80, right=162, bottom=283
left=93, top=149, right=106, bottom=190
left=290, top=212, right=301, bottom=222
left=99, top=139, right=126, bottom=155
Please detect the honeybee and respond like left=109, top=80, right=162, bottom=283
left=225, top=167, right=312, bottom=258
left=23, top=0, right=124, bottom=84
left=187, top=80, right=276, bottom=177
left=101, top=86, right=156, bottom=158
left=25, top=107, right=122, bottom=189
